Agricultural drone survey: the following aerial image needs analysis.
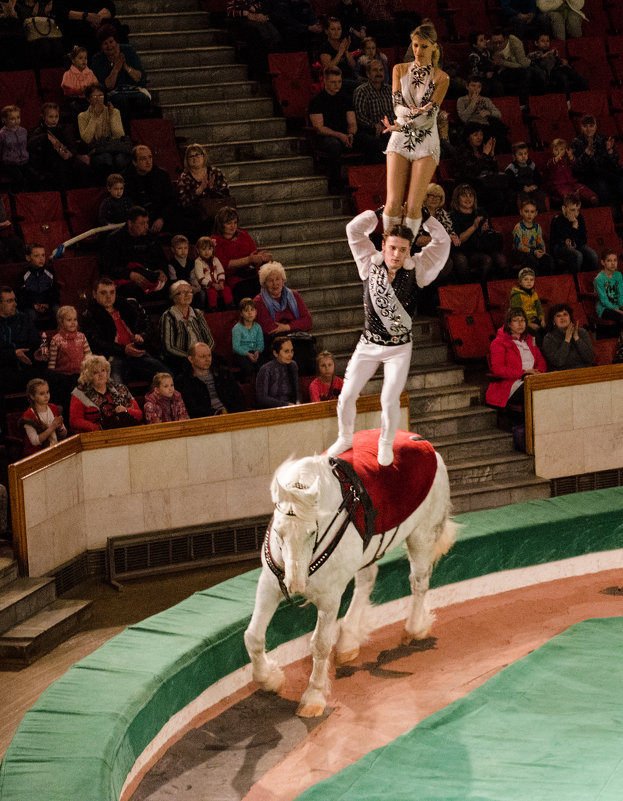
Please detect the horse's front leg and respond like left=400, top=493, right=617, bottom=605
left=297, top=599, right=340, bottom=718
left=336, top=562, right=378, bottom=664
left=244, top=568, right=286, bottom=693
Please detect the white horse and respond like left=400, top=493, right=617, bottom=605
left=244, top=431, right=457, bottom=717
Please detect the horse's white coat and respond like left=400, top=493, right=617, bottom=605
left=244, top=449, right=456, bottom=717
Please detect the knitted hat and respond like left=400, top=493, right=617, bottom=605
left=518, top=267, right=535, bottom=282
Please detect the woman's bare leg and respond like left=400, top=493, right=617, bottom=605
left=385, top=152, right=410, bottom=220
left=404, top=155, right=437, bottom=237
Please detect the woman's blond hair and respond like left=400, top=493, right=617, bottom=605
left=425, top=182, right=445, bottom=205
left=78, top=354, right=110, bottom=386
left=411, top=21, right=440, bottom=67
left=258, top=261, right=287, bottom=286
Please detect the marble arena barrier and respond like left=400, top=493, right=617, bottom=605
left=1, top=488, right=622, bottom=801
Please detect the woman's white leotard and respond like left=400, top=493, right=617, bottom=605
left=385, top=62, right=440, bottom=163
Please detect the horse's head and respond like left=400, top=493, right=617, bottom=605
left=270, top=459, right=320, bottom=595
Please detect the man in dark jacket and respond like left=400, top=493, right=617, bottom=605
left=176, top=342, right=244, bottom=418
left=82, top=276, right=169, bottom=384
left=123, top=146, right=174, bottom=233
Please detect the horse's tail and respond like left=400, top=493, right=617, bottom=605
left=432, top=517, right=459, bottom=564
left=431, top=452, right=459, bottom=565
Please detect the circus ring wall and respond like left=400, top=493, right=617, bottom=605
left=1, top=371, right=622, bottom=801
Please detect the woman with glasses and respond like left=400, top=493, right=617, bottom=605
left=176, top=143, right=231, bottom=238
left=159, top=280, right=215, bottom=373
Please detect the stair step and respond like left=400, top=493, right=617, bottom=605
left=220, top=155, right=314, bottom=183
left=432, top=430, right=515, bottom=463
left=132, top=28, right=227, bottom=50
left=122, top=0, right=199, bottom=12
left=248, top=216, right=350, bottom=247
left=408, top=383, right=481, bottom=417
left=148, top=63, right=249, bottom=87
left=286, top=258, right=356, bottom=289
left=229, top=175, right=330, bottom=205
left=122, top=11, right=212, bottom=32
left=0, top=557, right=18, bottom=590
left=138, top=46, right=236, bottom=71
left=238, top=195, right=341, bottom=226
left=202, top=136, right=301, bottom=163
left=446, top=452, right=537, bottom=489
left=451, top=476, right=551, bottom=514
left=0, top=599, right=92, bottom=669
left=162, top=97, right=274, bottom=124
left=0, top=577, right=56, bottom=634
left=367, top=364, right=465, bottom=395
left=152, top=80, right=263, bottom=105
left=175, top=116, right=287, bottom=142
left=411, top=406, right=499, bottom=440
left=317, top=328, right=449, bottom=363
left=301, top=282, right=362, bottom=308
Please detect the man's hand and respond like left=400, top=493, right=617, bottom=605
left=15, top=348, right=32, bottom=365
left=124, top=343, right=146, bottom=358
left=151, top=217, right=164, bottom=234
left=272, top=322, right=290, bottom=333
left=129, top=270, right=147, bottom=287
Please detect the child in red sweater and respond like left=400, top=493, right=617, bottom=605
left=48, top=305, right=91, bottom=376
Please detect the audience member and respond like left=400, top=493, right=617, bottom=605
left=231, top=296, right=264, bottom=379
left=28, top=102, right=92, bottom=189
left=19, top=377, right=67, bottom=456
left=0, top=285, right=43, bottom=396
left=176, top=143, right=231, bottom=240
left=48, top=305, right=91, bottom=376
left=356, top=36, right=389, bottom=82
left=98, top=173, right=133, bottom=225
left=334, top=0, right=366, bottom=42
left=53, top=0, right=116, bottom=55
left=159, top=280, right=215, bottom=374
left=450, top=183, right=507, bottom=283
left=226, top=0, right=282, bottom=79
left=124, top=145, right=174, bottom=233
left=268, top=0, right=322, bottom=51
left=99, top=206, right=168, bottom=299
left=549, top=193, right=597, bottom=274
left=17, top=243, right=60, bottom=325
left=82, top=276, right=169, bottom=384
left=537, top=0, right=585, bottom=40
left=167, top=235, right=201, bottom=302
left=485, top=307, right=546, bottom=414
left=309, top=67, right=357, bottom=194
left=542, top=303, right=593, bottom=370
left=489, top=29, right=543, bottom=106
left=319, top=17, right=358, bottom=93
left=194, top=235, right=233, bottom=312
left=176, top=341, right=244, bottom=418
left=594, top=249, right=623, bottom=335
left=143, top=372, right=189, bottom=424
left=500, top=0, right=550, bottom=39
left=61, top=44, right=97, bottom=103
left=457, top=77, right=509, bottom=151
left=505, top=141, right=547, bottom=212
left=543, top=137, right=597, bottom=207
left=0, top=104, right=38, bottom=191
left=512, top=199, right=554, bottom=275
left=352, top=57, right=393, bottom=163
left=16, top=0, right=65, bottom=67
left=528, top=32, right=587, bottom=93
left=78, top=83, right=131, bottom=178
left=453, top=123, right=510, bottom=214
left=308, top=349, right=343, bottom=401
left=571, top=115, right=623, bottom=222
left=468, top=31, right=501, bottom=96
left=212, top=206, right=271, bottom=303
left=510, top=267, right=545, bottom=339
left=256, top=336, right=300, bottom=408
left=91, top=24, right=150, bottom=122
left=0, top=197, right=24, bottom=264
left=69, top=353, right=143, bottom=432
left=414, top=183, right=458, bottom=300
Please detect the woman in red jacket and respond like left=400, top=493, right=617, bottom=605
left=70, top=354, right=143, bottom=432
left=486, top=308, right=546, bottom=411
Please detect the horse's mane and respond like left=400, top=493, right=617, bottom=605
left=271, top=454, right=326, bottom=516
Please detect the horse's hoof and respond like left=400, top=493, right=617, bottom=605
left=296, top=701, right=326, bottom=718
left=402, top=627, right=430, bottom=645
left=335, top=647, right=359, bottom=665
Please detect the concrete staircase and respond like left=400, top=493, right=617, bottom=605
left=121, top=1, right=551, bottom=514
left=0, top=555, right=91, bottom=669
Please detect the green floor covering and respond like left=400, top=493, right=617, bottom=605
left=295, top=617, right=623, bottom=801
left=0, top=489, right=622, bottom=801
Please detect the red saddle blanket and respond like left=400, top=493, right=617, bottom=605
left=333, top=429, right=438, bottom=535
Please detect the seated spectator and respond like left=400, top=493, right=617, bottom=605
left=505, top=141, right=547, bottom=212
left=468, top=31, right=502, bottom=97
left=17, top=243, right=60, bottom=326
left=212, top=206, right=271, bottom=303
left=529, top=32, right=587, bottom=94
left=308, top=67, right=357, bottom=194
left=231, top=296, right=264, bottom=379
left=537, top=0, right=585, bottom=40
left=500, top=0, right=550, bottom=40
left=70, top=353, right=143, bottom=432
left=485, top=307, right=546, bottom=414
left=0, top=104, right=38, bottom=192
left=449, top=183, right=507, bottom=283
left=0, top=285, right=43, bottom=397
left=268, top=0, right=322, bottom=51
left=176, top=143, right=231, bottom=240
left=176, top=341, right=244, bottom=418
left=457, top=77, right=510, bottom=153
left=571, top=115, right=623, bottom=223
left=356, top=36, right=389, bottom=83
left=167, top=235, right=201, bottom=303
left=61, top=44, right=97, bottom=104
left=19, top=378, right=67, bottom=456
left=352, top=57, right=393, bottom=163
left=256, top=336, right=300, bottom=408
left=319, top=17, right=359, bottom=93
left=510, top=267, right=545, bottom=339
left=414, top=183, right=459, bottom=307
left=98, top=172, right=134, bottom=226
left=99, top=206, right=168, bottom=299
left=124, top=145, right=174, bottom=234
left=594, top=249, right=623, bottom=335
left=489, top=29, right=544, bottom=107
left=91, top=24, right=151, bottom=123
left=334, top=0, right=366, bottom=42
left=453, top=123, right=510, bottom=215
left=82, top=276, right=170, bottom=384
left=543, top=137, right=597, bottom=207
left=48, top=305, right=91, bottom=377
left=159, top=280, right=215, bottom=374
left=512, top=199, right=554, bottom=275
left=16, top=0, right=65, bottom=68
left=53, top=0, right=116, bottom=55
left=143, top=372, right=189, bottom=424
left=28, top=102, right=92, bottom=190
left=194, top=236, right=233, bottom=312
left=549, top=193, right=597, bottom=274
left=308, top=349, right=343, bottom=402
left=226, top=0, right=282, bottom=80
left=78, top=83, right=132, bottom=179
left=542, top=303, right=593, bottom=370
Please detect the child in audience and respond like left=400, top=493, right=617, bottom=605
left=194, top=235, right=233, bottom=312
left=549, top=193, right=597, bottom=274
left=256, top=336, right=300, bottom=408
left=356, top=36, right=389, bottom=83
left=543, top=138, right=597, bottom=207
left=512, top=199, right=554, bottom=275
left=48, top=305, right=91, bottom=376
left=19, top=378, right=67, bottom=457
left=510, top=267, right=545, bottom=339
left=167, top=234, right=201, bottom=303
left=18, top=243, right=60, bottom=323
left=231, top=297, right=264, bottom=379
left=98, top=173, right=133, bottom=225
left=27, top=102, right=91, bottom=190
left=309, top=350, right=343, bottom=402
left=505, top=141, right=547, bottom=212
left=0, top=104, right=38, bottom=191
left=143, top=372, right=189, bottom=424
left=594, top=249, right=623, bottom=335
left=529, top=33, right=587, bottom=95
left=61, top=45, right=98, bottom=100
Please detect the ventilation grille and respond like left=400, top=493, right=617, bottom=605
left=550, top=469, right=623, bottom=497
